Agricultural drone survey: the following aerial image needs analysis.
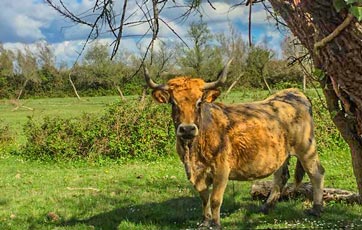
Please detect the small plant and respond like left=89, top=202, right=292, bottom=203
left=0, top=120, right=13, bottom=144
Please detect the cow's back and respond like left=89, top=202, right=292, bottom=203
left=220, top=89, right=314, bottom=180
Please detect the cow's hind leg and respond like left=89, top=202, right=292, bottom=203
left=261, top=158, right=290, bottom=214
left=298, top=143, right=325, bottom=216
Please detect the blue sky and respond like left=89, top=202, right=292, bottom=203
left=0, top=0, right=289, bottom=67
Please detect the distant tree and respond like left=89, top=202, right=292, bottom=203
left=80, top=42, right=118, bottom=91
left=176, top=19, right=222, bottom=79
left=265, top=59, right=304, bottom=89
left=14, top=47, right=39, bottom=100
left=74, top=41, right=129, bottom=97
left=35, top=41, right=66, bottom=96
left=0, top=43, right=14, bottom=97
left=281, top=35, right=310, bottom=91
left=36, top=40, right=56, bottom=69
left=245, top=45, right=273, bottom=93
left=216, top=24, right=247, bottom=90
left=148, top=41, right=176, bottom=79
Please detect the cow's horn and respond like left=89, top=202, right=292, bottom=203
left=144, top=66, right=168, bottom=90
left=203, top=58, right=233, bottom=90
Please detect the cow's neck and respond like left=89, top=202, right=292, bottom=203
left=176, top=103, right=228, bottom=182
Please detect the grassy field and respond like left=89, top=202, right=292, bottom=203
left=0, top=91, right=361, bottom=229
left=0, top=155, right=361, bottom=230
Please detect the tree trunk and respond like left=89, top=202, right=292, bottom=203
left=268, top=0, right=362, bottom=196
left=302, top=74, right=306, bottom=92
left=16, top=79, right=29, bottom=101
left=115, top=85, right=126, bottom=101
left=262, top=76, right=272, bottom=94
left=68, top=72, right=81, bottom=100
left=225, top=74, right=243, bottom=96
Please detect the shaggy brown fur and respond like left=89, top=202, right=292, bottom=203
left=150, top=77, right=324, bottom=229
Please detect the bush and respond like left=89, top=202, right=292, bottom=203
left=0, top=120, right=14, bottom=156
left=0, top=120, right=13, bottom=144
left=308, top=93, right=349, bottom=155
left=21, top=99, right=176, bottom=162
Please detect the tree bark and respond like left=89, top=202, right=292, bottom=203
left=269, top=0, right=362, bottom=198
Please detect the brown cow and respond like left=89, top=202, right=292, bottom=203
left=144, top=61, right=324, bottom=229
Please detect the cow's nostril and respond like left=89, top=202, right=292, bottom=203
left=179, top=126, right=186, bottom=133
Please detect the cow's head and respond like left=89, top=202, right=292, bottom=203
left=144, top=60, right=232, bottom=140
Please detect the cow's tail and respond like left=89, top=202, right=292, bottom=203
left=294, top=159, right=305, bottom=189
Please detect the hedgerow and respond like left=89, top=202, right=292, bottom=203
left=20, top=99, right=175, bottom=162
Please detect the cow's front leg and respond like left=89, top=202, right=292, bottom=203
left=197, top=188, right=212, bottom=228
left=209, top=169, right=229, bottom=229
left=193, top=173, right=212, bottom=229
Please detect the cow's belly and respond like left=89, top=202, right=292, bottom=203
left=227, top=151, right=288, bottom=181
left=228, top=167, right=276, bottom=181
left=227, top=123, right=289, bottom=181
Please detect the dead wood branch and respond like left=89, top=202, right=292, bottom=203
left=251, top=181, right=361, bottom=204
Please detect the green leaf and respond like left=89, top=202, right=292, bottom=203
left=346, top=0, right=358, bottom=4
left=350, top=6, right=362, bottom=21
left=313, top=68, right=325, bottom=81
left=334, top=0, right=347, bottom=12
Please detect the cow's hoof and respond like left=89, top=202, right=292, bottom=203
left=197, top=219, right=211, bottom=229
left=305, top=204, right=323, bottom=217
left=209, top=220, right=222, bottom=230
left=197, top=219, right=221, bottom=230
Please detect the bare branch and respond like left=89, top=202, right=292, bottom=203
left=111, top=0, right=128, bottom=59
left=248, top=0, right=253, bottom=46
left=44, top=0, right=93, bottom=27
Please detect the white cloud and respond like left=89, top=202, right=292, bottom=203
left=0, top=0, right=55, bottom=43
left=1, top=0, right=287, bottom=66
left=13, top=15, right=45, bottom=40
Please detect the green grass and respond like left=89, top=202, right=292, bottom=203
left=0, top=91, right=361, bottom=229
left=0, top=154, right=361, bottom=230
left=0, top=96, right=121, bottom=144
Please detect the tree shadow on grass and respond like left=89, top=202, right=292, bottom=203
left=223, top=197, right=362, bottom=229
left=59, top=196, right=199, bottom=230
left=55, top=184, right=362, bottom=230
left=57, top=193, right=244, bottom=230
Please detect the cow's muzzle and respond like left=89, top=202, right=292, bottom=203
left=177, top=124, right=198, bottom=139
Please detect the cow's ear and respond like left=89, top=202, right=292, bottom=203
left=152, top=89, right=170, bottom=104
left=202, top=89, right=221, bottom=103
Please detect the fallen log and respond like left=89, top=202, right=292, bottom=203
left=251, top=181, right=361, bottom=204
